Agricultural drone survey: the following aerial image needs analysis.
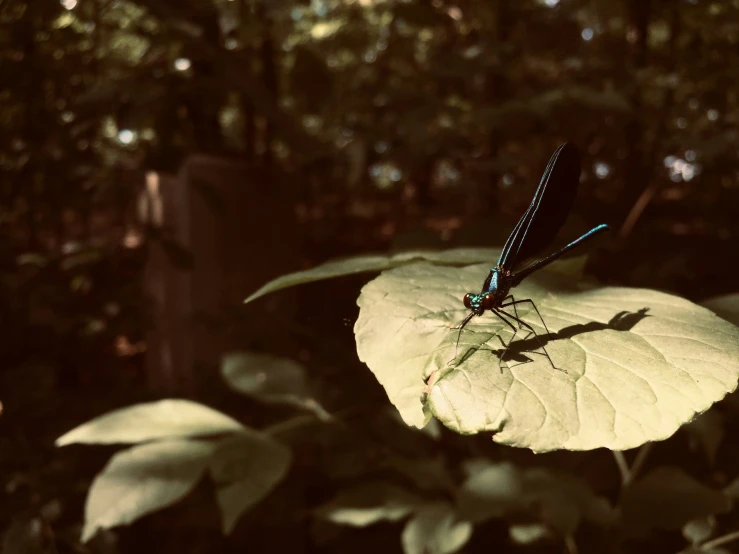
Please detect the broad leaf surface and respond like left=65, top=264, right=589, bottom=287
left=355, top=262, right=739, bottom=451
left=401, top=502, right=472, bottom=554
left=317, top=482, right=421, bottom=527
left=209, top=430, right=292, bottom=534
left=82, top=440, right=214, bottom=541
left=57, top=400, right=244, bottom=446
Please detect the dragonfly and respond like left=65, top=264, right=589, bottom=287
left=455, top=143, right=609, bottom=372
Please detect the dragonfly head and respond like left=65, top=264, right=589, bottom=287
left=463, top=292, right=499, bottom=315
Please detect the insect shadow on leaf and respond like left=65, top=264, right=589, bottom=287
left=476, top=307, right=651, bottom=369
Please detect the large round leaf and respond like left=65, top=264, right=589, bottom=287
left=354, top=262, right=739, bottom=452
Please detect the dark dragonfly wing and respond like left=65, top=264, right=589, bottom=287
left=497, top=143, right=581, bottom=272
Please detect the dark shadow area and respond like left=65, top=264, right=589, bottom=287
left=491, top=307, right=651, bottom=365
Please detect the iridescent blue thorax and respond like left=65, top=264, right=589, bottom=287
left=462, top=267, right=512, bottom=316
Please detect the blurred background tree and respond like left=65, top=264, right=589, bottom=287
left=2, top=0, right=739, bottom=553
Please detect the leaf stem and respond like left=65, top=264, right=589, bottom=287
left=628, top=443, right=652, bottom=483
left=263, top=414, right=317, bottom=436
left=612, top=451, right=630, bottom=486
left=613, top=443, right=652, bottom=487
left=702, top=529, right=739, bottom=550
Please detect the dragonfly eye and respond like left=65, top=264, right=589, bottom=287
left=483, top=293, right=495, bottom=310
left=463, top=293, right=472, bottom=309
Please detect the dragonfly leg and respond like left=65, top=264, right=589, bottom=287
left=500, top=297, right=553, bottom=337
left=491, top=309, right=520, bottom=373
left=448, top=312, right=475, bottom=365
left=507, top=297, right=533, bottom=342
left=497, top=303, right=565, bottom=373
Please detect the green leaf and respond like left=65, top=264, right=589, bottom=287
left=702, top=293, right=739, bottom=326
left=317, top=482, right=421, bottom=527
left=457, top=461, right=612, bottom=533
left=56, top=400, right=244, bottom=446
left=401, top=502, right=472, bottom=554
left=456, top=462, right=522, bottom=522
left=355, top=262, right=739, bottom=451
left=509, top=523, right=551, bottom=545
left=682, top=515, right=716, bottom=545
left=210, top=431, right=292, bottom=534
left=81, top=440, right=214, bottom=542
left=222, top=352, right=309, bottom=397
left=221, top=352, right=331, bottom=421
left=620, top=467, right=731, bottom=536
left=243, top=248, right=501, bottom=305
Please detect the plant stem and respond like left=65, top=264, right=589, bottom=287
left=264, top=414, right=317, bottom=436
left=702, top=529, right=739, bottom=550
left=613, top=443, right=652, bottom=487
left=612, top=451, right=630, bottom=486
left=628, top=443, right=652, bottom=483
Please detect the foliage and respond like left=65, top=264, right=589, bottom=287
left=6, top=0, right=739, bottom=553
left=52, top=251, right=739, bottom=553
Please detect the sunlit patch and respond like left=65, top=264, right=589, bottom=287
left=594, top=162, right=611, bottom=179
left=173, top=58, right=191, bottom=71
left=117, top=129, right=137, bottom=145
left=664, top=156, right=700, bottom=182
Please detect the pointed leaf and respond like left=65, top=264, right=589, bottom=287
left=210, top=430, right=292, bottom=534
left=57, top=400, right=244, bottom=446
left=355, top=262, right=739, bottom=451
left=222, top=352, right=309, bottom=397
left=244, top=248, right=501, bottom=305
left=221, top=352, right=331, bottom=420
left=82, top=440, right=214, bottom=541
